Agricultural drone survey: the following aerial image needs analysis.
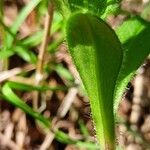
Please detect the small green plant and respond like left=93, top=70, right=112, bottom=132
left=1, top=0, right=150, bottom=149
left=55, top=0, right=150, bottom=149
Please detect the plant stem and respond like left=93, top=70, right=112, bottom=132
left=34, top=4, right=54, bottom=110
left=36, top=4, right=54, bottom=78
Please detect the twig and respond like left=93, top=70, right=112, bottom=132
left=36, top=4, right=54, bottom=82
left=34, top=4, right=54, bottom=110
left=0, top=132, right=20, bottom=150
left=16, top=114, right=27, bottom=149
left=57, top=87, right=78, bottom=118
left=0, top=64, right=35, bottom=83
left=4, top=122, right=14, bottom=140
left=39, top=131, right=55, bottom=150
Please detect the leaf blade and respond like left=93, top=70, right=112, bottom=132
left=114, top=17, right=150, bottom=113
left=66, top=12, right=123, bottom=149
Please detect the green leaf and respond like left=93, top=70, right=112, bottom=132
left=1, top=82, right=50, bottom=128
left=4, top=81, right=68, bottom=92
left=14, top=46, right=37, bottom=64
left=114, top=17, right=150, bottom=113
left=11, top=0, right=41, bottom=34
left=55, top=130, right=99, bottom=149
left=54, top=0, right=119, bottom=17
left=55, top=64, right=74, bottom=82
left=0, top=49, right=14, bottom=59
left=6, top=0, right=42, bottom=48
left=66, top=12, right=123, bottom=149
left=21, top=31, right=43, bottom=47
left=116, top=17, right=145, bottom=44
left=1, top=81, right=68, bottom=127
left=0, top=45, right=37, bottom=64
left=0, top=20, right=15, bottom=47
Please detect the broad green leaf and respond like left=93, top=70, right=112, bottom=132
left=66, top=0, right=110, bottom=15
left=116, top=18, right=145, bottom=44
left=114, top=17, right=150, bottom=113
left=54, top=0, right=119, bottom=17
left=66, top=12, right=123, bottom=149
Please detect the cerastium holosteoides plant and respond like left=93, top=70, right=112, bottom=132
left=1, top=1, right=150, bottom=149
left=55, top=0, right=150, bottom=150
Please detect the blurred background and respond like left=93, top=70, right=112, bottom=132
left=0, top=0, right=150, bottom=150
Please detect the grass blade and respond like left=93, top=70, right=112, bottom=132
left=6, top=0, right=42, bottom=48
left=11, top=0, right=41, bottom=34
left=1, top=82, right=50, bottom=127
left=1, top=81, right=68, bottom=127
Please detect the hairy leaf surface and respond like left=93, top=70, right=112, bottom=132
left=114, top=17, right=150, bottom=113
left=54, top=0, right=119, bottom=17
left=66, top=13, right=123, bottom=149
